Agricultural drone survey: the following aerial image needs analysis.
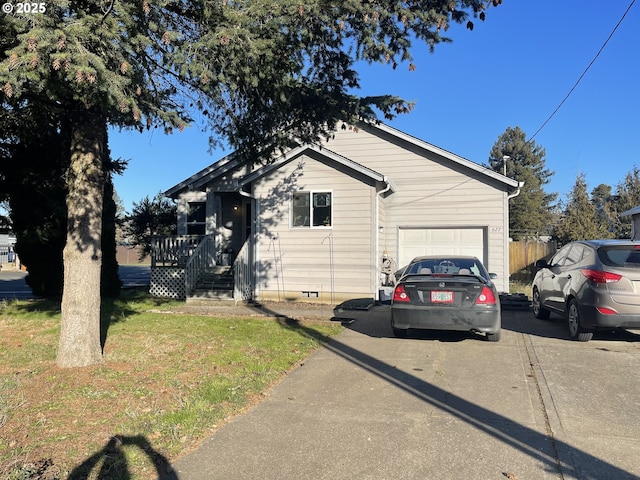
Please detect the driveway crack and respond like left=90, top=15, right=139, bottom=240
left=520, top=330, right=565, bottom=479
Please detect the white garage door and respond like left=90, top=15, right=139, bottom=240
left=398, top=227, right=486, bottom=267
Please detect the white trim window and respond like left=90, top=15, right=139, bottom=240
left=186, top=201, right=206, bottom=235
left=292, top=191, right=332, bottom=228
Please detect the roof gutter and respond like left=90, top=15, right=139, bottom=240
left=379, top=175, right=396, bottom=196
left=508, top=181, right=524, bottom=200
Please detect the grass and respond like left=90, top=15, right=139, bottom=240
left=0, top=290, right=343, bottom=479
left=509, top=279, right=533, bottom=299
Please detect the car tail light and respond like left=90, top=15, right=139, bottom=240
left=596, top=306, right=618, bottom=315
left=475, top=286, right=497, bottom=305
left=581, top=269, right=622, bottom=284
left=393, top=285, right=410, bottom=302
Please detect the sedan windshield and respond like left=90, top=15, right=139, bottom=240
left=405, top=258, right=489, bottom=279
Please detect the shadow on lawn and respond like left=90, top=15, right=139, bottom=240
left=68, top=435, right=178, bottom=480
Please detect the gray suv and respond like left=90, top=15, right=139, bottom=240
left=532, top=239, right=640, bottom=341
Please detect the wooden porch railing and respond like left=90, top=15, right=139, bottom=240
left=151, top=235, right=204, bottom=267
left=233, top=239, right=253, bottom=304
left=185, top=235, right=216, bottom=297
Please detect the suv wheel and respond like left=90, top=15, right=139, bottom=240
left=567, top=299, right=593, bottom=342
left=532, top=288, right=551, bottom=320
left=486, top=330, right=501, bottom=342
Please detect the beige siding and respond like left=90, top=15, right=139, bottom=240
left=322, top=126, right=510, bottom=292
left=253, top=154, right=377, bottom=302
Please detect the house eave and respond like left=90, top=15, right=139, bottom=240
left=621, top=205, right=640, bottom=217
left=238, top=144, right=391, bottom=189
left=163, top=151, right=242, bottom=198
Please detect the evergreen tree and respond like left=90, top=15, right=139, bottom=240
left=125, top=193, right=177, bottom=259
left=488, top=127, right=557, bottom=240
left=590, top=183, right=617, bottom=238
left=1, top=0, right=501, bottom=368
left=1, top=103, right=68, bottom=297
left=0, top=102, right=123, bottom=298
left=555, top=173, right=609, bottom=244
left=611, top=166, right=640, bottom=239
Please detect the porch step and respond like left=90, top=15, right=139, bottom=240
left=188, top=266, right=234, bottom=302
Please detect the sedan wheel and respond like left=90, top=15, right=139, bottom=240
left=392, top=327, right=408, bottom=338
left=567, top=299, right=593, bottom=342
left=532, top=288, right=551, bottom=320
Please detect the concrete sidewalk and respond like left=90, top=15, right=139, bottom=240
left=164, top=306, right=640, bottom=480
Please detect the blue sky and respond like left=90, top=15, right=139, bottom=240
left=110, top=0, right=640, bottom=212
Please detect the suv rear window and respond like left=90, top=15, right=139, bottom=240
left=598, top=246, right=640, bottom=267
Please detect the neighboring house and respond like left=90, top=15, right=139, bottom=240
left=0, top=230, right=17, bottom=266
left=153, top=121, right=522, bottom=303
left=621, top=206, right=640, bottom=240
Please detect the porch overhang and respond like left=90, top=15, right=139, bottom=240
left=238, top=144, right=396, bottom=193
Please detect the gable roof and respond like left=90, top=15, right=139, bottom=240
left=164, top=121, right=521, bottom=198
left=364, top=122, right=521, bottom=190
left=238, top=143, right=395, bottom=191
left=621, top=205, right=640, bottom=217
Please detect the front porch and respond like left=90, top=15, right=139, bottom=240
left=150, top=234, right=253, bottom=303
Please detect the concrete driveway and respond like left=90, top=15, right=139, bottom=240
left=168, top=305, right=640, bottom=480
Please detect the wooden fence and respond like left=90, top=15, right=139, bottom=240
left=509, top=240, right=556, bottom=281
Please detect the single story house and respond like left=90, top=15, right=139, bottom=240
left=152, top=121, right=522, bottom=303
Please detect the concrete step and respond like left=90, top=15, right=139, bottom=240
left=188, top=288, right=234, bottom=301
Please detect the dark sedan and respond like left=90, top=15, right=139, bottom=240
left=391, top=256, right=501, bottom=341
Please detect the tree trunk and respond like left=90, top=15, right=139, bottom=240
left=56, top=108, right=105, bottom=368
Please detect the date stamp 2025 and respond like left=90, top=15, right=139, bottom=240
left=2, top=2, right=47, bottom=14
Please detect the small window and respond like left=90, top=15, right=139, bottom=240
left=186, top=202, right=206, bottom=235
left=292, top=191, right=332, bottom=228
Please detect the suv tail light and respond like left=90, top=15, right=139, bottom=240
left=475, top=286, right=497, bottom=305
left=393, top=285, right=410, bottom=303
left=581, top=269, right=622, bottom=284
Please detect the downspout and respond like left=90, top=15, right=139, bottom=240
left=376, top=176, right=393, bottom=300
left=504, top=180, right=524, bottom=294
left=508, top=181, right=524, bottom=200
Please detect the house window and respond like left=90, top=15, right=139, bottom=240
left=186, top=202, right=206, bottom=235
left=292, top=191, right=332, bottom=228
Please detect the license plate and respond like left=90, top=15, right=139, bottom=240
left=431, top=291, right=454, bottom=303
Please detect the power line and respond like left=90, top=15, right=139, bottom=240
left=527, top=0, right=636, bottom=143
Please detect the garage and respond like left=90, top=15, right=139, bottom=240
left=398, top=227, right=487, bottom=267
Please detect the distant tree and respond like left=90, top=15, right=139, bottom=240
left=488, top=126, right=557, bottom=240
left=112, top=190, right=128, bottom=245
left=610, top=166, right=640, bottom=239
left=555, top=173, right=611, bottom=244
left=590, top=183, right=617, bottom=237
left=125, top=194, right=177, bottom=259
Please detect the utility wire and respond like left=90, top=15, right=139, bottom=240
left=527, top=0, right=636, bottom=143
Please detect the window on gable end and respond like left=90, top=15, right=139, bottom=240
left=292, top=191, right=332, bottom=228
